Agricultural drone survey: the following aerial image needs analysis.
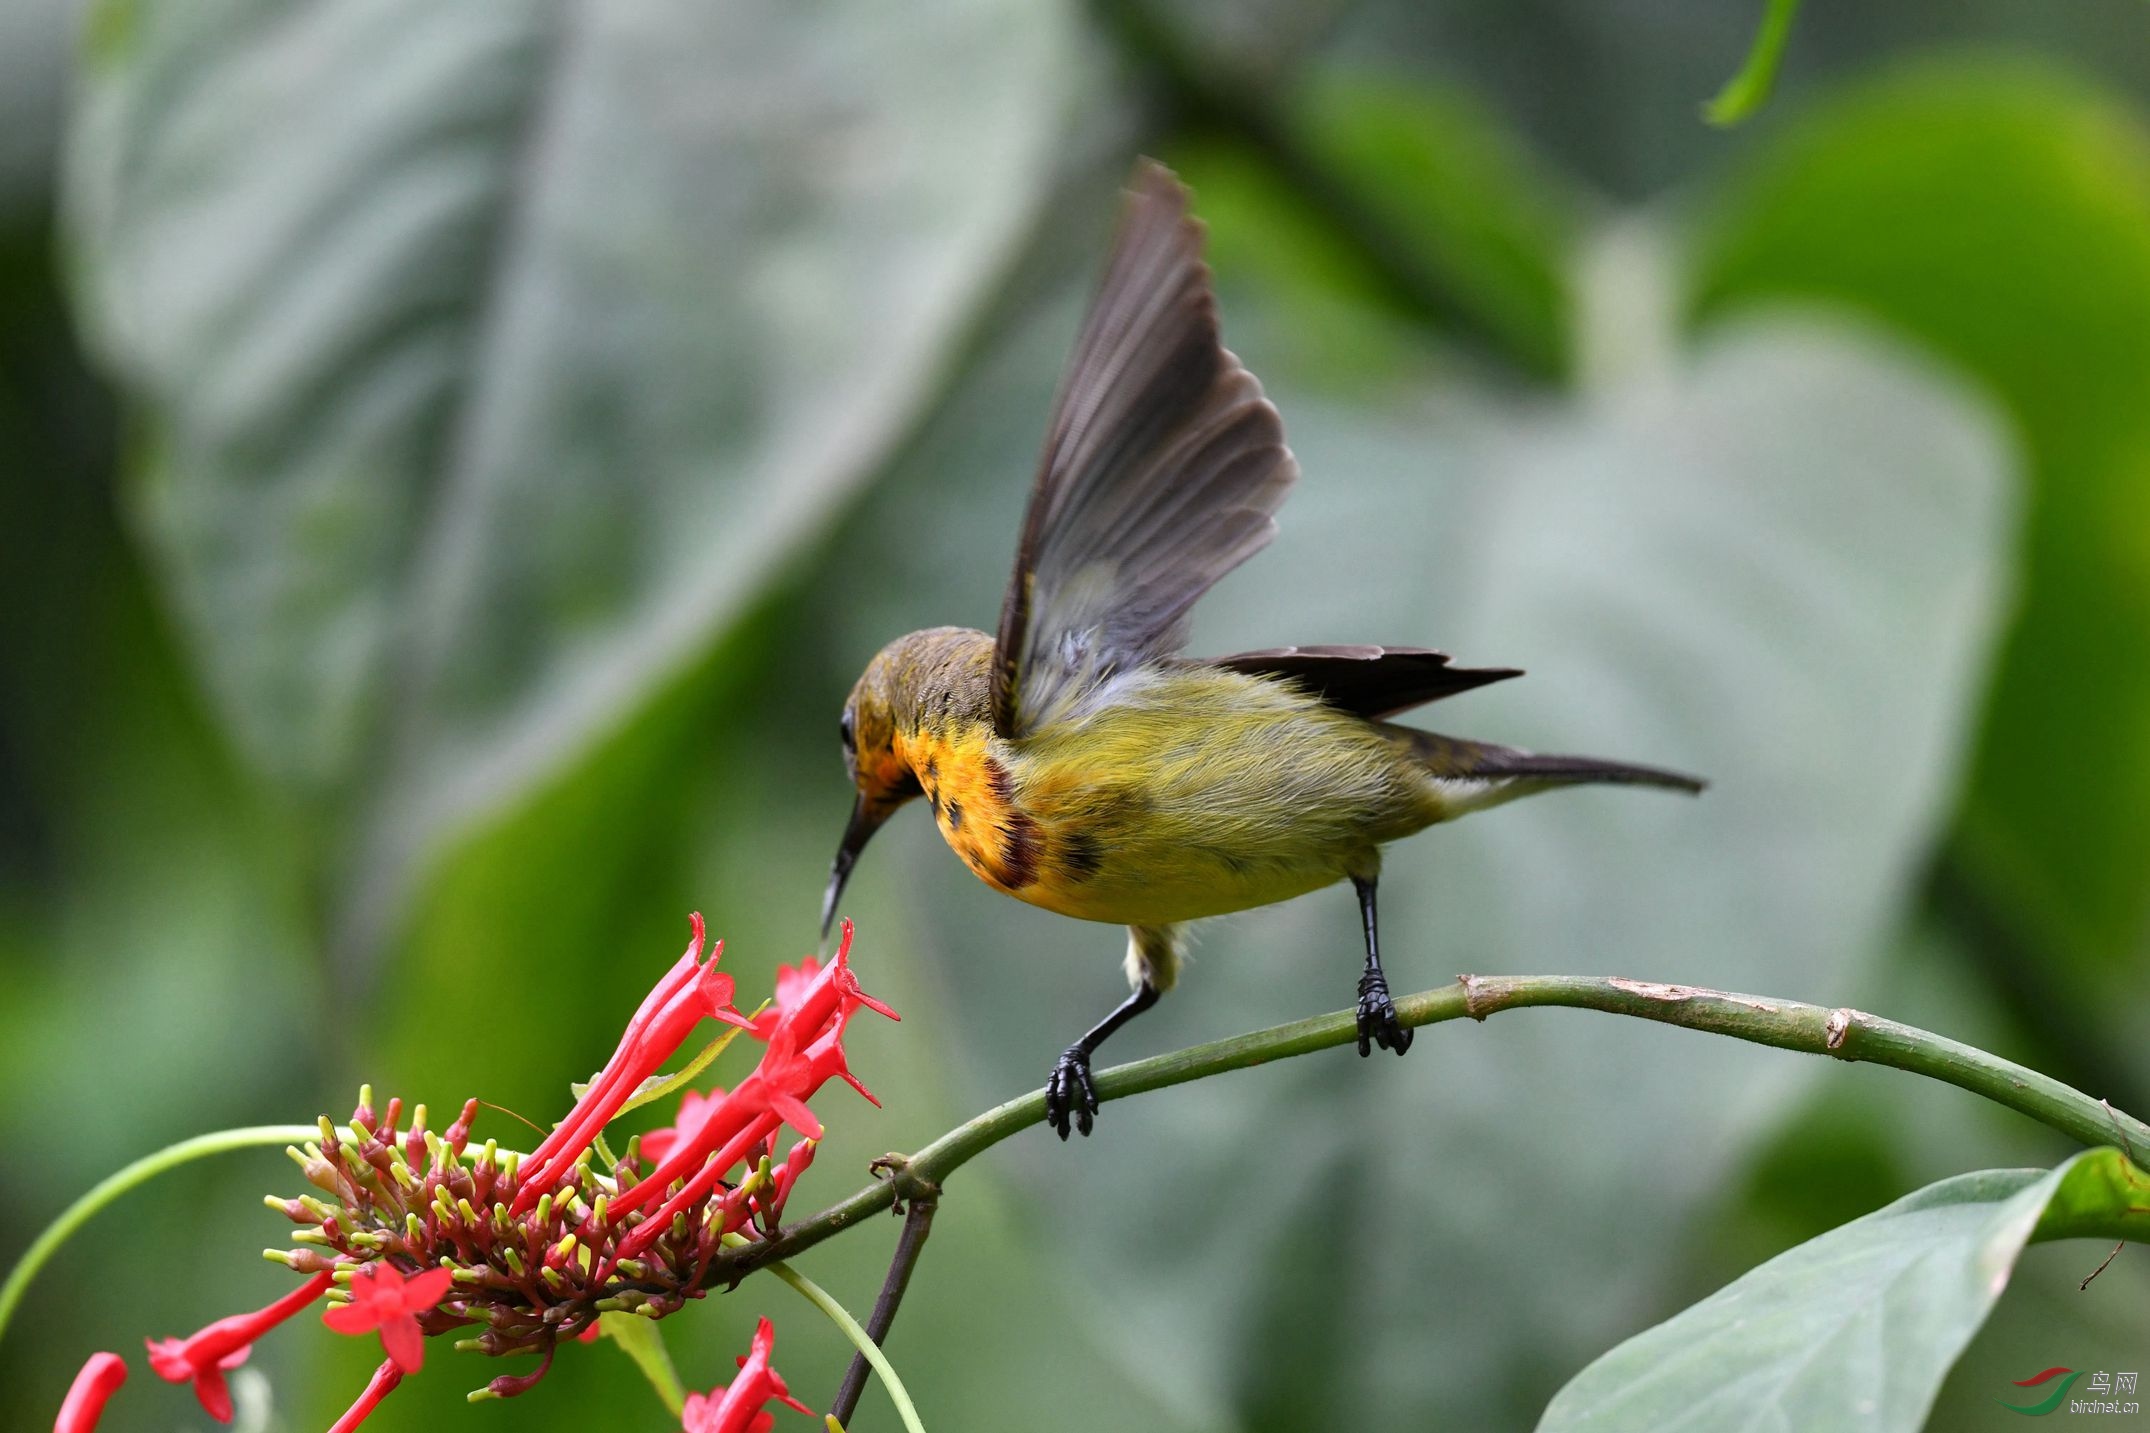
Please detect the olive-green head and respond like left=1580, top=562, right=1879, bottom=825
left=823, top=629, right=992, bottom=938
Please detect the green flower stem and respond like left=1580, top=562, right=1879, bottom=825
left=737, top=975, right=2150, bottom=1273
left=761, top=1255, right=928, bottom=1433
left=1705, top=0, right=1804, bottom=126
left=0, top=1123, right=317, bottom=1345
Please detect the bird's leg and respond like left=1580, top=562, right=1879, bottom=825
left=1045, top=981, right=1160, bottom=1139
left=1353, top=876, right=1413, bottom=1057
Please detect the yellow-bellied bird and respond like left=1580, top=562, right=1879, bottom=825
left=825, top=161, right=1703, bottom=1137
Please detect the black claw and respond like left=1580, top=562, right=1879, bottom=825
left=1045, top=1046, right=1100, bottom=1139
left=1356, top=969, right=1413, bottom=1057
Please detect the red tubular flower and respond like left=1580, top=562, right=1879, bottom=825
left=513, top=914, right=752, bottom=1214
left=749, top=922, right=898, bottom=1043
left=739, top=1019, right=882, bottom=1139
left=321, top=1263, right=454, bottom=1373
left=611, top=921, right=895, bottom=1236
left=614, top=1112, right=784, bottom=1262
left=680, top=1318, right=813, bottom=1433
left=55, top=1351, right=127, bottom=1433
left=146, top=1271, right=333, bottom=1422
left=326, top=1359, right=404, bottom=1433
left=613, top=962, right=897, bottom=1262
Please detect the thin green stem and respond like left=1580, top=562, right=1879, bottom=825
left=0, top=1123, right=317, bottom=1345
left=1705, top=0, right=1804, bottom=126
left=735, top=974, right=2150, bottom=1275
left=761, top=1256, right=927, bottom=1433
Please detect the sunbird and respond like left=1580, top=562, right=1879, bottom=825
left=824, top=160, right=1703, bottom=1137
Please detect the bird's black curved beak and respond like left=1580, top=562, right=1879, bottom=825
left=821, top=796, right=891, bottom=941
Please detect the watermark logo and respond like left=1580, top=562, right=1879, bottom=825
left=2000, top=1367, right=2140, bottom=1416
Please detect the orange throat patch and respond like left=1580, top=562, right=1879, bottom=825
left=895, top=723, right=1042, bottom=893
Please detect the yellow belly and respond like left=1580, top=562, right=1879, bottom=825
left=899, top=670, right=1437, bottom=926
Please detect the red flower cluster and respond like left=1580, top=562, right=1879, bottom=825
left=682, top=1317, right=813, bottom=1433
left=50, top=916, right=895, bottom=1433
left=590, top=925, right=896, bottom=1268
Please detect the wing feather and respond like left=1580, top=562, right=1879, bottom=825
left=1211, top=645, right=1522, bottom=719
left=992, top=161, right=1298, bottom=736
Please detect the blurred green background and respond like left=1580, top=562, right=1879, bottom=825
left=5, top=0, right=2150, bottom=1428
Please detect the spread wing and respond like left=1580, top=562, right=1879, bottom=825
left=991, top=160, right=1298, bottom=738
left=1210, top=645, right=1522, bottom=719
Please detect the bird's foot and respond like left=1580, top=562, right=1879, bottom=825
left=1356, top=968, right=1414, bottom=1057
left=1044, top=1044, right=1100, bottom=1139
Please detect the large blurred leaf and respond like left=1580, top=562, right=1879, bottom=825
left=1540, top=1148, right=2150, bottom=1431
left=810, top=214, right=2014, bottom=1426
left=0, top=0, right=71, bottom=218
left=1167, top=72, right=1582, bottom=392
left=1292, top=72, right=1581, bottom=382
left=64, top=0, right=1074, bottom=948
left=1691, top=63, right=2150, bottom=1068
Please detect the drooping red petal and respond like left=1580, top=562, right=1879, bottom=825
left=770, top=1380, right=814, bottom=1417
left=837, top=1068, right=882, bottom=1107
left=377, top=1315, right=426, bottom=1375
left=192, top=1364, right=235, bottom=1424
left=766, top=1091, right=823, bottom=1140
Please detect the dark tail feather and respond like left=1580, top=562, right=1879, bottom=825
left=1401, top=729, right=1707, bottom=795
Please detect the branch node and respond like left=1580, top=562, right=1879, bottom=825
left=1823, top=1007, right=1855, bottom=1053
left=869, top=1154, right=939, bottom=1214
left=1459, top=974, right=1490, bottom=1021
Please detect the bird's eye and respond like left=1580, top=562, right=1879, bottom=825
left=840, top=710, right=857, bottom=751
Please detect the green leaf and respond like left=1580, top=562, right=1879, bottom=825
left=1691, top=62, right=2150, bottom=1022
left=1539, top=1148, right=2150, bottom=1431
left=1291, top=72, right=1580, bottom=383
left=600, top=1310, right=687, bottom=1417
left=2034, top=1144, right=2150, bottom=1244
left=63, top=0, right=1075, bottom=950
left=0, top=0, right=70, bottom=216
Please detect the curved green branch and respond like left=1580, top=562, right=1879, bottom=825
left=736, top=974, right=2150, bottom=1274
left=0, top=1123, right=317, bottom=1345
left=16, top=973, right=2148, bottom=1405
